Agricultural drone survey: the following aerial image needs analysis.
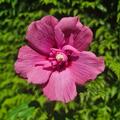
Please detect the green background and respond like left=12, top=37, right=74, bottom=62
left=0, top=0, right=120, bottom=119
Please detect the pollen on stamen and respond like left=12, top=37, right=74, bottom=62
left=56, top=54, right=64, bottom=61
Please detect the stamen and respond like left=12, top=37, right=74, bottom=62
left=56, top=54, right=64, bottom=61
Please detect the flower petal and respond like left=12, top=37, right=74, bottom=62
left=55, top=17, right=78, bottom=34
left=54, top=17, right=79, bottom=47
left=70, top=51, right=105, bottom=85
left=26, top=16, right=58, bottom=55
left=54, top=28, right=65, bottom=48
left=27, top=66, right=52, bottom=84
left=62, top=45, right=80, bottom=54
left=76, top=20, right=83, bottom=30
left=73, top=26, right=93, bottom=51
left=43, top=69, right=77, bottom=103
left=14, top=45, right=46, bottom=78
left=55, top=17, right=92, bottom=51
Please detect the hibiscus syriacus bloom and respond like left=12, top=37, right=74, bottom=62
left=15, top=16, right=105, bottom=103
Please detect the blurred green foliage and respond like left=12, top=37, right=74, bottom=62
left=0, top=0, right=120, bottom=119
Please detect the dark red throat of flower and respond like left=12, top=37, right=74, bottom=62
left=35, top=45, right=80, bottom=70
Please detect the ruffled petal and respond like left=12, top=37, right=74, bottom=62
left=14, top=45, right=46, bottom=78
left=27, top=66, right=52, bottom=84
left=43, top=69, right=77, bottom=103
left=73, top=26, right=93, bottom=51
left=55, top=17, right=92, bottom=51
left=55, top=17, right=78, bottom=36
left=70, top=51, right=105, bottom=85
left=26, top=16, right=58, bottom=55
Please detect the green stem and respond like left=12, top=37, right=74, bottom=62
left=49, top=101, right=56, bottom=120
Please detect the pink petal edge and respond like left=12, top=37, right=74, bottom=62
left=70, top=51, right=105, bottom=85
left=14, top=45, right=46, bottom=78
left=43, top=69, right=77, bottom=103
left=26, top=16, right=58, bottom=55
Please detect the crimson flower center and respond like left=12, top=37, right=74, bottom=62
left=49, top=48, right=68, bottom=65
left=36, top=45, right=80, bottom=69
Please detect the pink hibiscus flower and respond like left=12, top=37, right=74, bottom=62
left=15, top=16, right=105, bottom=103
